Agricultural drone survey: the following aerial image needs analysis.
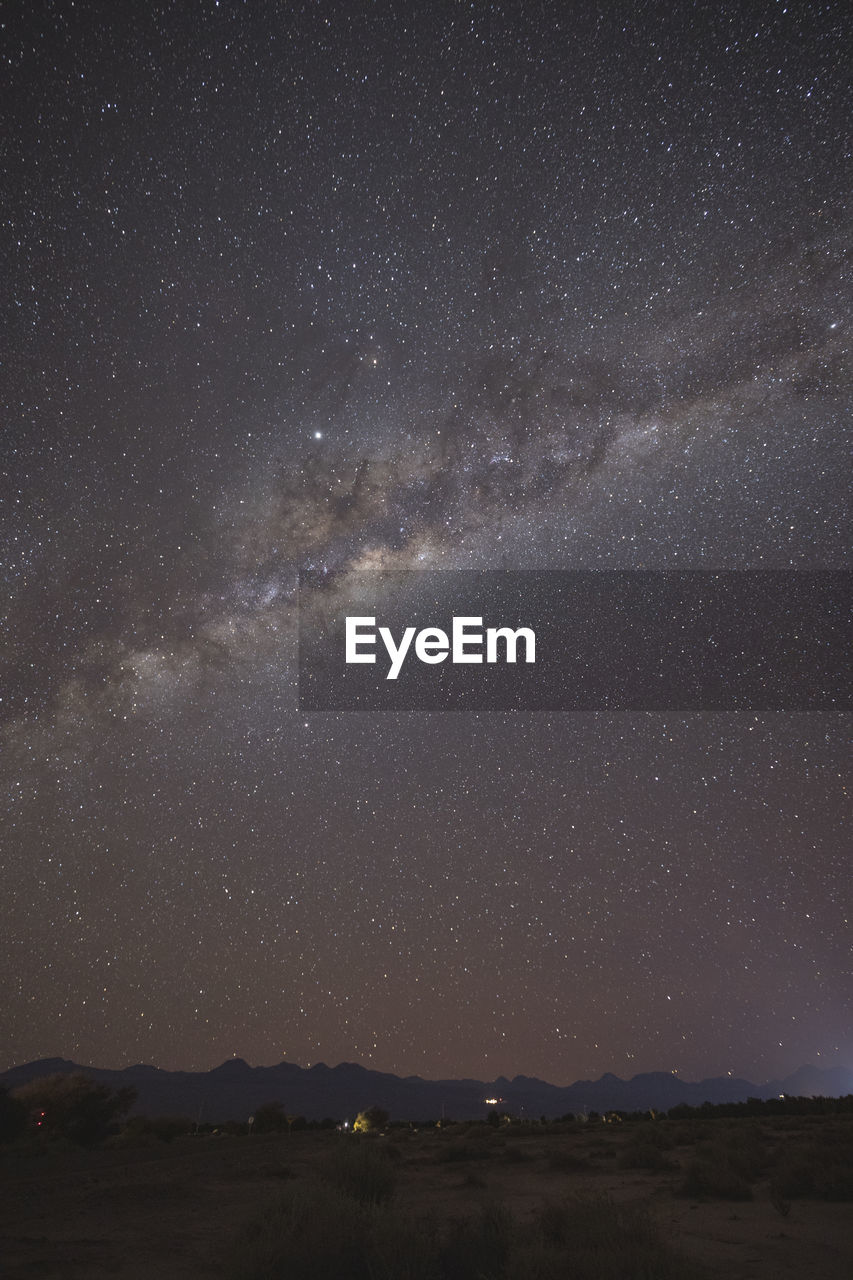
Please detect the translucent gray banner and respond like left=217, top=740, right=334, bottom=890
left=298, top=571, right=851, bottom=711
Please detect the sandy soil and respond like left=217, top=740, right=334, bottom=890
left=1, top=1123, right=851, bottom=1278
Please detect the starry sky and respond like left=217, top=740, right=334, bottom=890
left=2, top=1, right=850, bottom=1086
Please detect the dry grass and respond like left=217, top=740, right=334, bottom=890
left=226, top=1180, right=704, bottom=1280
left=1, top=1116, right=852, bottom=1278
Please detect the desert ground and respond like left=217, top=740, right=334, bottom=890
left=2, top=1115, right=851, bottom=1278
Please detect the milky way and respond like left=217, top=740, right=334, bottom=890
left=2, top=1, right=850, bottom=1084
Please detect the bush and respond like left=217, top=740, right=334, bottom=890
left=517, top=1194, right=702, bottom=1279
left=503, top=1123, right=537, bottom=1139
left=12, top=1074, right=136, bottom=1146
left=633, top=1121, right=673, bottom=1150
left=676, top=1125, right=766, bottom=1199
left=665, top=1120, right=707, bottom=1147
left=122, top=1114, right=193, bottom=1143
left=440, top=1203, right=514, bottom=1280
left=0, top=1087, right=27, bottom=1144
left=352, top=1105, right=389, bottom=1134
left=227, top=1179, right=373, bottom=1280
left=436, top=1141, right=495, bottom=1164
left=770, top=1125, right=853, bottom=1201
left=319, top=1139, right=397, bottom=1204
left=716, top=1123, right=766, bottom=1180
left=252, top=1102, right=288, bottom=1134
left=679, top=1153, right=753, bottom=1200
left=226, top=1186, right=705, bottom=1280
left=617, top=1141, right=675, bottom=1171
left=547, top=1147, right=590, bottom=1173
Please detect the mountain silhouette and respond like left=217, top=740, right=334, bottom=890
left=2, top=1058, right=851, bottom=1123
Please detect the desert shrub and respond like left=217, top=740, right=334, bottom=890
left=769, top=1182, right=792, bottom=1217
left=814, top=1121, right=853, bottom=1147
left=436, top=1141, right=495, bottom=1164
left=319, top=1139, right=397, bottom=1204
left=540, top=1120, right=572, bottom=1135
left=676, top=1124, right=767, bottom=1199
left=679, top=1151, right=753, bottom=1200
left=448, top=1195, right=704, bottom=1280
left=227, top=1179, right=373, bottom=1280
left=632, top=1121, right=673, bottom=1150
left=440, top=1203, right=514, bottom=1280
left=546, top=1146, right=590, bottom=1173
left=716, top=1123, right=767, bottom=1180
left=770, top=1125, right=853, bottom=1201
left=251, top=1162, right=295, bottom=1182
left=503, top=1123, right=537, bottom=1139
left=122, top=1114, right=193, bottom=1143
left=12, top=1073, right=136, bottom=1146
left=368, top=1203, right=442, bottom=1280
left=524, top=1194, right=696, bottom=1278
left=449, top=1123, right=493, bottom=1143
left=617, top=1140, right=675, bottom=1171
left=664, top=1121, right=706, bottom=1147
left=228, top=1180, right=442, bottom=1280
left=616, top=1122, right=676, bottom=1171
left=772, top=1116, right=810, bottom=1132
left=227, top=1185, right=705, bottom=1280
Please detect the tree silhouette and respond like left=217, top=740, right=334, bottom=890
left=353, top=1104, right=389, bottom=1133
left=0, top=1087, right=27, bottom=1144
left=13, top=1073, right=136, bottom=1146
left=252, top=1101, right=288, bottom=1133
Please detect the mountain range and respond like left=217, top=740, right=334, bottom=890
left=2, top=1058, right=851, bottom=1123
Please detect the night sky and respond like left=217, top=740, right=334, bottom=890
left=2, top=1, right=850, bottom=1086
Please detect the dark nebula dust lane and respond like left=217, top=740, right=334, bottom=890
left=1, top=1, right=850, bottom=1084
